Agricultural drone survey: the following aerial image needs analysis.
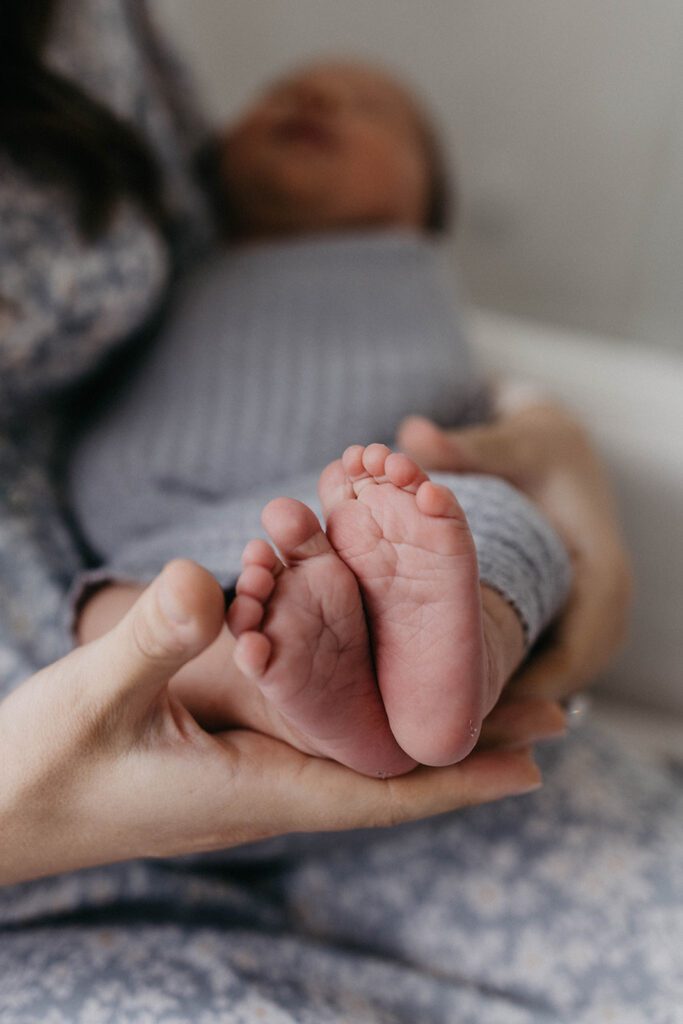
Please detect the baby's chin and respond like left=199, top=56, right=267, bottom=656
left=224, top=167, right=383, bottom=236
left=234, top=215, right=396, bottom=244
left=230, top=200, right=380, bottom=241
left=231, top=188, right=411, bottom=242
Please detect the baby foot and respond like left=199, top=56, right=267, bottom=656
left=319, top=444, right=489, bottom=766
left=227, top=497, right=416, bottom=777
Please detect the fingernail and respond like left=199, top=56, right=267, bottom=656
left=514, top=777, right=543, bottom=795
left=509, top=749, right=543, bottom=794
left=158, top=577, right=191, bottom=625
left=537, top=724, right=567, bottom=742
left=522, top=721, right=568, bottom=746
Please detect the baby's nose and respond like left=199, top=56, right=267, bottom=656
left=294, top=84, right=343, bottom=117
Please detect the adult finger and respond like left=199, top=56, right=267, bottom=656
left=509, top=561, right=632, bottom=701
left=230, top=735, right=544, bottom=838
left=396, top=416, right=469, bottom=470
left=295, top=748, right=544, bottom=832
left=478, top=697, right=567, bottom=749
left=397, top=414, right=529, bottom=479
left=98, top=728, right=543, bottom=866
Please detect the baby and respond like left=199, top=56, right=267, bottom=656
left=70, top=60, right=571, bottom=777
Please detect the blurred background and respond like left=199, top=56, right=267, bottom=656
left=157, top=0, right=683, bottom=352
left=154, top=1, right=683, bottom=746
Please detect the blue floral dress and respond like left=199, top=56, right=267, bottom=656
left=1, top=3, right=681, bottom=1021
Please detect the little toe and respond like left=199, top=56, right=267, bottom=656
left=361, top=443, right=393, bottom=478
left=226, top=593, right=265, bottom=637
left=261, top=497, right=332, bottom=564
left=234, top=631, right=272, bottom=678
left=242, top=539, right=279, bottom=572
left=384, top=451, right=430, bottom=493
left=318, top=458, right=354, bottom=518
left=416, top=480, right=467, bottom=520
left=235, top=564, right=276, bottom=602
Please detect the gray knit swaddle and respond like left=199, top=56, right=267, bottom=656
left=69, top=230, right=570, bottom=643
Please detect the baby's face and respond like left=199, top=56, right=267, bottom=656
left=219, top=61, right=431, bottom=238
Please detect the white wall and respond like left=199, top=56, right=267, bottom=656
left=471, top=310, right=683, bottom=716
left=155, top=0, right=683, bottom=351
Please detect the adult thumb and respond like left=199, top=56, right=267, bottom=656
left=92, top=560, right=226, bottom=710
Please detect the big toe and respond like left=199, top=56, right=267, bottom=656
left=261, top=498, right=332, bottom=564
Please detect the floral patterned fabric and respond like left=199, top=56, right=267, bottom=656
left=0, top=0, right=211, bottom=691
left=0, top=3, right=681, bottom=1021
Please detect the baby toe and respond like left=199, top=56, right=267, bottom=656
left=242, top=539, right=279, bottom=571
left=236, top=564, right=276, bottom=602
left=361, top=443, right=392, bottom=478
left=385, top=452, right=429, bottom=492
left=262, top=498, right=331, bottom=563
left=227, top=593, right=265, bottom=637
left=318, top=458, right=354, bottom=517
left=416, top=480, right=467, bottom=521
left=342, top=444, right=368, bottom=480
left=234, top=631, right=272, bottom=678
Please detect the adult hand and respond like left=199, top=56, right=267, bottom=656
left=397, top=401, right=633, bottom=701
left=0, top=560, right=548, bottom=887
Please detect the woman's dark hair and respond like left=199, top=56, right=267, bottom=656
left=0, top=0, right=166, bottom=240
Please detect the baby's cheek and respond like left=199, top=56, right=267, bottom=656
left=344, top=139, right=408, bottom=210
